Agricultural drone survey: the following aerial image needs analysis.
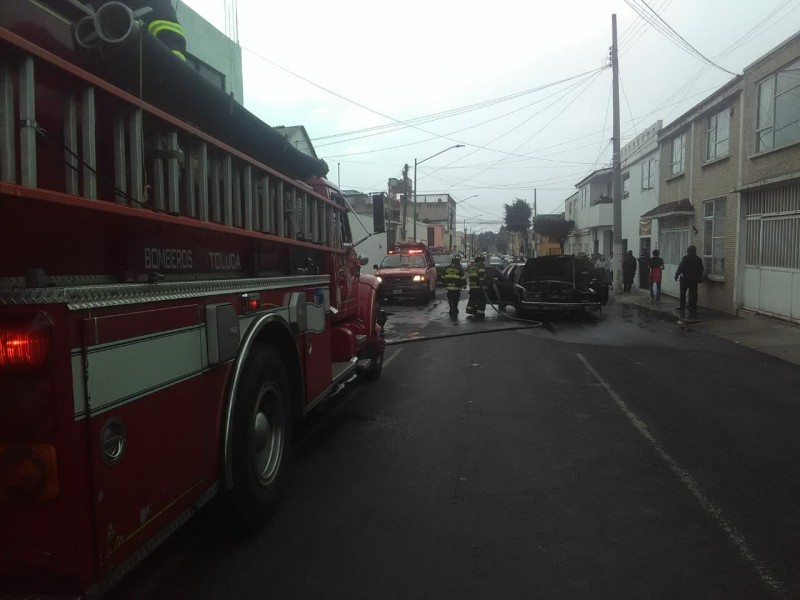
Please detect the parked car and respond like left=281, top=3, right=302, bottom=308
left=487, top=256, right=608, bottom=314
left=488, top=255, right=504, bottom=270
left=486, top=262, right=525, bottom=305
left=432, top=252, right=453, bottom=286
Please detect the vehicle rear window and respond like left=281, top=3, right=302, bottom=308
left=380, top=255, right=427, bottom=268
left=433, top=255, right=452, bottom=266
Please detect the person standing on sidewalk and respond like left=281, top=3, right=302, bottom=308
left=441, top=256, right=466, bottom=318
left=674, top=245, right=705, bottom=313
left=622, top=250, right=637, bottom=293
left=466, top=255, right=487, bottom=320
left=649, top=249, right=664, bottom=302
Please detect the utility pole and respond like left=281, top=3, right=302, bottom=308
left=533, top=189, right=538, bottom=258
left=401, top=164, right=410, bottom=241
left=611, top=14, right=623, bottom=293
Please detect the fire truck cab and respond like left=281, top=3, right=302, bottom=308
left=373, top=242, right=437, bottom=303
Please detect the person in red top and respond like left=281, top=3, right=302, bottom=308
left=649, top=249, right=664, bottom=303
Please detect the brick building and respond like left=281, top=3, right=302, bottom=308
left=737, top=33, right=800, bottom=322
left=651, top=77, right=743, bottom=309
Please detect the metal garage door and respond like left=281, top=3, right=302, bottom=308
left=743, top=185, right=800, bottom=321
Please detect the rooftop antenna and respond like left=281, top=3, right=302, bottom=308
left=224, top=0, right=239, bottom=44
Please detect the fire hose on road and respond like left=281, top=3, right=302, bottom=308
left=384, top=284, right=542, bottom=347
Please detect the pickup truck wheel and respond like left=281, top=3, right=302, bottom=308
left=514, top=298, right=526, bottom=317
left=225, top=345, right=292, bottom=531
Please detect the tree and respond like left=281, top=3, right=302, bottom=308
left=533, top=215, right=576, bottom=254
left=504, top=199, right=532, bottom=256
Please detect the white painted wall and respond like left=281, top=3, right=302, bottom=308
left=621, top=121, right=661, bottom=258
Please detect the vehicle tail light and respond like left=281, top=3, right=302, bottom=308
left=0, top=313, right=53, bottom=373
left=0, top=442, right=59, bottom=502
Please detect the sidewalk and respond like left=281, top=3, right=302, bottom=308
left=611, top=288, right=800, bottom=368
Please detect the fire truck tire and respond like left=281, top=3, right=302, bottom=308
left=227, top=344, right=292, bottom=531
left=359, top=345, right=384, bottom=382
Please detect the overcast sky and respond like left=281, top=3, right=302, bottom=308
left=180, top=0, right=799, bottom=233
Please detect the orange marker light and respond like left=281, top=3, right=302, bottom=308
left=0, top=443, right=59, bottom=502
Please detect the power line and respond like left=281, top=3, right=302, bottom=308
left=312, top=69, right=605, bottom=145
left=426, top=70, right=605, bottom=187
left=322, top=69, right=604, bottom=163
left=317, top=69, right=607, bottom=152
left=624, top=0, right=737, bottom=76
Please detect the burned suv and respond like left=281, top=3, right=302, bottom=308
left=489, top=255, right=608, bottom=315
left=374, top=243, right=437, bottom=303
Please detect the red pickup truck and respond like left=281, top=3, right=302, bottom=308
left=374, top=242, right=438, bottom=303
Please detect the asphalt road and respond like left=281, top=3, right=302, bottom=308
left=119, top=291, right=800, bottom=599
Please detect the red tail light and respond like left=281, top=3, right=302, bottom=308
left=0, top=313, right=53, bottom=373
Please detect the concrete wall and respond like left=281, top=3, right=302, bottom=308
left=621, top=122, right=661, bottom=258
left=177, top=1, right=244, bottom=102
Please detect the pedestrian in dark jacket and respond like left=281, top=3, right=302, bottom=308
left=622, top=250, right=637, bottom=293
left=674, top=245, right=705, bottom=312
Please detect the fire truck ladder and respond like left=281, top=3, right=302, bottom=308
left=0, top=33, right=343, bottom=254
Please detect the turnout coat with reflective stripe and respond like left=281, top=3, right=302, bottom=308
left=441, top=264, right=465, bottom=291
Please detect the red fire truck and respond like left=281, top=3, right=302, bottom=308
left=0, top=2, right=385, bottom=596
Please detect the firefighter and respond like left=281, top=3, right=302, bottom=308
left=93, top=0, right=187, bottom=60
left=465, top=255, right=487, bottom=320
left=441, top=255, right=466, bottom=318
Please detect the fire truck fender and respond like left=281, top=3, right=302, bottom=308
left=221, top=312, right=302, bottom=491
left=357, top=274, right=381, bottom=338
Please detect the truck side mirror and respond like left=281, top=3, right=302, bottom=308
left=359, top=255, right=369, bottom=266
left=373, top=264, right=379, bottom=270
left=372, top=194, right=386, bottom=234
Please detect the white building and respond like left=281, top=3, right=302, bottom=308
left=620, top=121, right=661, bottom=260
left=566, top=168, right=612, bottom=257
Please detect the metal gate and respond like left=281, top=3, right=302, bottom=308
left=658, top=216, right=690, bottom=297
left=743, top=184, right=800, bottom=321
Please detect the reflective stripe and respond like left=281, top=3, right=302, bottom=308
left=148, top=20, right=186, bottom=38
left=172, top=50, right=187, bottom=61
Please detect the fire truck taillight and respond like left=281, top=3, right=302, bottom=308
left=0, top=443, right=59, bottom=502
left=0, top=313, right=53, bottom=373
left=241, top=293, right=261, bottom=313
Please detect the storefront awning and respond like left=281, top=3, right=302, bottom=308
left=640, top=199, right=694, bottom=219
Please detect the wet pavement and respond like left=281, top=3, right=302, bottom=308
left=381, top=289, right=541, bottom=345
left=612, top=288, right=800, bottom=368
left=116, top=288, right=800, bottom=599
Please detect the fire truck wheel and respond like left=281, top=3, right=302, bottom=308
left=228, top=344, right=292, bottom=531
left=359, top=345, right=384, bottom=382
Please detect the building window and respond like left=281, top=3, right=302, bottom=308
left=641, top=159, right=654, bottom=190
left=622, top=172, right=630, bottom=199
left=756, top=59, right=800, bottom=152
left=670, top=133, right=686, bottom=176
left=703, top=199, right=726, bottom=277
left=581, top=187, right=588, bottom=209
left=706, top=108, right=730, bottom=160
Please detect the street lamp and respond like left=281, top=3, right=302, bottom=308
left=456, top=194, right=479, bottom=204
left=414, top=144, right=465, bottom=241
